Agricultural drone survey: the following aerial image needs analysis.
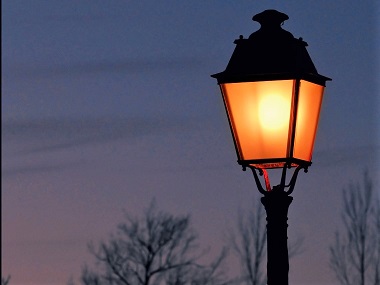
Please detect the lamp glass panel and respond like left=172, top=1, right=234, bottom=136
left=293, top=80, right=325, bottom=161
left=221, top=80, right=294, bottom=161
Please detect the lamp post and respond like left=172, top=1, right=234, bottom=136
left=212, top=10, right=330, bottom=285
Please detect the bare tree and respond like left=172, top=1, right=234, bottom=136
left=230, top=200, right=266, bottom=285
left=230, top=199, right=303, bottom=285
left=71, top=201, right=229, bottom=285
left=329, top=171, right=380, bottom=285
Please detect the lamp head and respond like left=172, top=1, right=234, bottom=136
left=212, top=10, right=331, bottom=170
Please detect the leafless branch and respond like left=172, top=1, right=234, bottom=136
left=70, top=200, right=229, bottom=285
left=329, top=170, right=380, bottom=285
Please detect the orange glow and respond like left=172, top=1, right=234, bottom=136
left=293, top=80, right=324, bottom=161
left=259, top=94, right=290, bottom=130
left=221, top=79, right=325, bottom=168
left=221, top=80, right=293, bottom=161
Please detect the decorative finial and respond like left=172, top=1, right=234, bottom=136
left=252, top=9, right=289, bottom=28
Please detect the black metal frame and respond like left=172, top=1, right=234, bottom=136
left=214, top=72, right=329, bottom=87
left=238, top=157, right=311, bottom=170
left=248, top=164, right=308, bottom=195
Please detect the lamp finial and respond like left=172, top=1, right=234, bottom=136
left=252, top=9, right=289, bottom=29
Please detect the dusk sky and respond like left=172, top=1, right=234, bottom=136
left=2, top=1, right=380, bottom=285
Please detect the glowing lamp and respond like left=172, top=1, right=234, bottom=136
left=212, top=10, right=331, bottom=170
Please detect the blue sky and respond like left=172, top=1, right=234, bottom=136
left=2, top=1, right=379, bottom=285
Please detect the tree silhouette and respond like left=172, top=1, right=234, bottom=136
left=230, top=199, right=303, bottom=285
left=71, top=201, right=229, bottom=285
left=329, top=171, right=380, bottom=285
left=230, top=200, right=266, bottom=285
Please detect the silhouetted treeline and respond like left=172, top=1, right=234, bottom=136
left=68, top=172, right=379, bottom=285
left=329, top=171, right=380, bottom=285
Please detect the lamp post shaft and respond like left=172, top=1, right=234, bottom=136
left=261, top=191, right=293, bottom=285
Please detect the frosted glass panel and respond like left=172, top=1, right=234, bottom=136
left=293, top=80, right=324, bottom=161
left=221, top=80, right=294, bottom=161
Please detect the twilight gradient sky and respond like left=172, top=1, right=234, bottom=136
left=2, top=1, right=380, bottom=285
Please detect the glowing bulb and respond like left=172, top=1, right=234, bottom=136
left=259, top=94, right=289, bottom=130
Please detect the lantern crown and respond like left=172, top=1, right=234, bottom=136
left=212, top=10, right=331, bottom=85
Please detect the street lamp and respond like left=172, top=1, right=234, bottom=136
left=212, top=9, right=330, bottom=285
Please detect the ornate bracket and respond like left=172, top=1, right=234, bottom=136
left=248, top=165, right=308, bottom=195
